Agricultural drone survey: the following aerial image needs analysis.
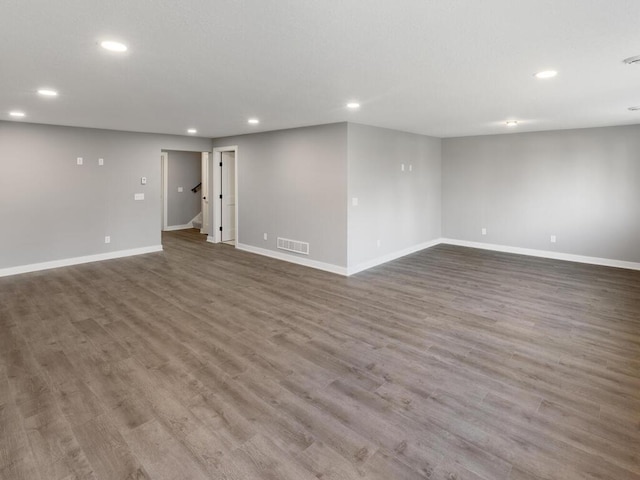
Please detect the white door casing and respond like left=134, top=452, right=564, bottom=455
left=161, top=152, right=168, bottom=231
left=201, top=152, right=210, bottom=234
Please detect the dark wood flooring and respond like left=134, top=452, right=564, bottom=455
left=1, top=229, right=639, bottom=479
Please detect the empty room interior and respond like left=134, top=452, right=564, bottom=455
left=1, top=1, right=640, bottom=479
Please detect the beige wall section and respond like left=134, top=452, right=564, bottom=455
left=347, top=123, right=442, bottom=269
left=213, top=123, right=348, bottom=268
left=0, top=121, right=211, bottom=269
left=442, top=124, right=640, bottom=263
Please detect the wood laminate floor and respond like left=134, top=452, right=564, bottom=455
left=1, top=229, right=639, bottom=479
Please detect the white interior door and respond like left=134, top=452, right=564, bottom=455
left=201, top=152, right=209, bottom=234
left=221, top=151, right=236, bottom=242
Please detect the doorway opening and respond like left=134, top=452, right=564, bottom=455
left=160, top=150, right=211, bottom=241
left=211, top=146, right=238, bottom=246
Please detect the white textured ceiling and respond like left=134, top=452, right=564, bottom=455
left=2, top=0, right=640, bottom=138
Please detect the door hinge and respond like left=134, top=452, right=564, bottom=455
left=219, top=226, right=223, bottom=231
left=219, top=162, right=222, bottom=167
left=219, top=194, right=223, bottom=199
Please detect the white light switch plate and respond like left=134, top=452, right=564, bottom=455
left=141, top=177, right=147, bottom=185
left=77, top=157, right=83, bottom=165
left=352, top=197, right=358, bottom=206
left=98, top=158, right=104, bottom=166
left=178, top=187, right=183, bottom=192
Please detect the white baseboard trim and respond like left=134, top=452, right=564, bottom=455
left=0, top=245, right=164, bottom=278
left=215, top=237, right=640, bottom=276
left=347, top=238, right=443, bottom=276
left=206, top=235, right=216, bottom=244
left=164, top=223, right=193, bottom=231
left=235, top=243, right=348, bottom=276
left=441, top=238, right=640, bottom=271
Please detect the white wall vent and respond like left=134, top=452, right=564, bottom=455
left=277, top=237, right=310, bottom=255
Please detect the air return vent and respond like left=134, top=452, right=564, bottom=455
left=277, top=237, right=310, bottom=255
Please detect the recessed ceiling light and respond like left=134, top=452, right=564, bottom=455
left=37, top=88, right=58, bottom=97
left=628, top=106, right=640, bottom=111
left=506, top=120, right=518, bottom=127
left=346, top=102, right=360, bottom=109
left=248, top=118, right=259, bottom=124
left=101, top=41, right=128, bottom=52
left=534, top=70, right=557, bottom=79
left=187, top=128, right=197, bottom=134
left=622, top=55, right=640, bottom=65
left=9, top=111, right=25, bottom=118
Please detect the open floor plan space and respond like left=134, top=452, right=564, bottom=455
left=1, top=230, right=639, bottom=480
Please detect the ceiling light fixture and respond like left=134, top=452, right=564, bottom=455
left=248, top=118, right=259, bottom=124
left=346, top=102, right=360, bottom=109
left=628, top=106, right=640, bottom=111
left=534, top=70, right=558, bottom=79
left=622, top=55, right=640, bottom=65
left=9, top=111, right=25, bottom=117
left=101, top=41, right=128, bottom=52
left=506, top=120, right=518, bottom=127
left=38, top=88, right=58, bottom=97
left=187, top=128, right=197, bottom=134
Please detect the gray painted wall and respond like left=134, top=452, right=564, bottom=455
left=166, top=150, right=201, bottom=227
left=213, top=123, right=348, bottom=267
left=442, top=125, right=640, bottom=263
left=347, top=123, right=441, bottom=268
left=0, top=121, right=210, bottom=269
left=5, top=119, right=637, bottom=273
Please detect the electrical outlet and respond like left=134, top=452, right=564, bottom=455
left=409, top=164, right=413, bottom=172
left=134, top=193, right=144, bottom=200
left=481, top=228, right=487, bottom=236
left=76, top=157, right=83, bottom=165
left=550, top=235, right=557, bottom=243
left=376, top=239, right=381, bottom=248
left=263, top=233, right=268, bottom=240
left=352, top=197, right=358, bottom=206
left=98, top=158, right=104, bottom=166
left=178, top=187, right=183, bottom=192
left=104, top=236, right=111, bottom=244
left=401, top=163, right=405, bottom=171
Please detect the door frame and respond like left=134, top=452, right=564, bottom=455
left=161, top=150, right=211, bottom=235
left=160, top=152, right=169, bottom=231
left=201, top=152, right=210, bottom=234
left=211, top=146, right=238, bottom=244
